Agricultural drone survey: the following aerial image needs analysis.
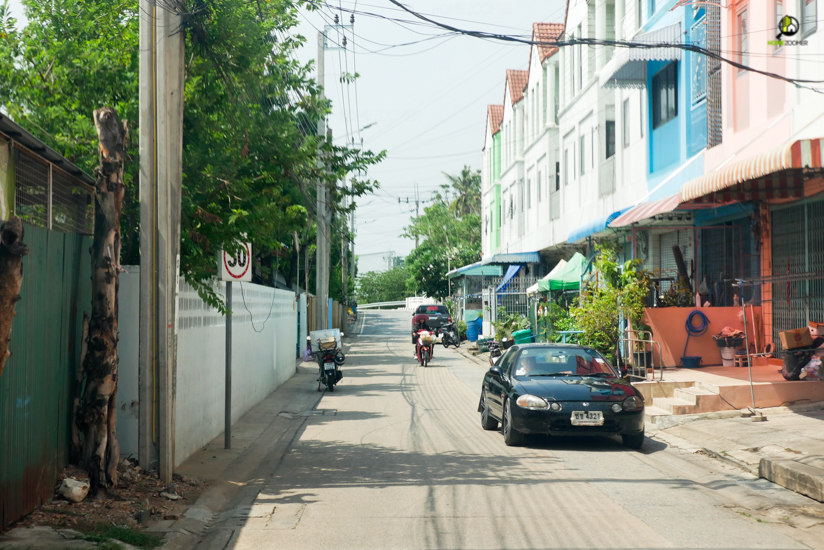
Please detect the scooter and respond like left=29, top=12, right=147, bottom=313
left=309, top=335, right=345, bottom=392
left=439, top=323, right=460, bottom=349
left=417, top=330, right=434, bottom=367
left=488, top=339, right=504, bottom=366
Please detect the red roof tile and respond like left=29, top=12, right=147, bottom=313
left=506, top=69, right=529, bottom=105
left=533, top=22, right=565, bottom=61
left=487, top=105, right=504, bottom=135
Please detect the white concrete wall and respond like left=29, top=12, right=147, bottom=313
left=115, top=269, right=297, bottom=466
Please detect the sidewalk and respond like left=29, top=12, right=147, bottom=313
left=654, top=403, right=824, bottom=504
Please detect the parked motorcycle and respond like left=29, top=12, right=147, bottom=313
left=417, top=330, right=435, bottom=367
left=488, top=339, right=503, bottom=366
left=439, top=323, right=460, bottom=349
left=309, top=335, right=344, bottom=392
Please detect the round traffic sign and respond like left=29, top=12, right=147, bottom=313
left=223, top=244, right=251, bottom=279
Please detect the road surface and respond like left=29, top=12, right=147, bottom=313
left=208, top=310, right=822, bottom=550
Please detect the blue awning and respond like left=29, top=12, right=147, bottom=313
left=567, top=208, right=631, bottom=243
left=445, top=261, right=503, bottom=279
left=495, top=265, right=522, bottom=293
left=481, top=252, right=541, bottom=265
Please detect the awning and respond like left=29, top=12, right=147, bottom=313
left=527, top=259, right=568, bottom=294
left=599, top=23, right=682, bottom=89
left=567, top=208, right=631, bottom=243
left=496, top=265, right=522, bottom=293
left=481, top=252, right=541, bottom=265
left=610, top=194, right=682, bottom=227
left=680, top=139, right=822, bottom=203
left=446, top=261, right=503, bottom=279
left=538, top=253, right=586, bottom=292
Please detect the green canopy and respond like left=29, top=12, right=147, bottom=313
left=537, top=252, right=586, bottom=292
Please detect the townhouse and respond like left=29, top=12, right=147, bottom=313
left=476, top=0, right=824, bottom=350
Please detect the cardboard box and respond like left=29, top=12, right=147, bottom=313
left=780, top=328, right=814, bottom=350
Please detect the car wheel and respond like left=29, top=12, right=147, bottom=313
left=502, top=399, right=524, bottom=447
left=480, top=395, right=498, bottom=431
left=622, top=431, right=645, bottom=450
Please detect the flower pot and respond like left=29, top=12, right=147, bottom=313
left=715, top=337, right=744, bottom=348
left=501, top=339, right=515, bottom=350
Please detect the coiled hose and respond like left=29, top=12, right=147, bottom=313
left=683, top=309, right=710, bottom=359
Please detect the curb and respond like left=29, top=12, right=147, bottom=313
left=760, top=458, right=824, bottom=503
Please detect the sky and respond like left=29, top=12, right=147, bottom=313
left=4, top=0, right=567, bottom=274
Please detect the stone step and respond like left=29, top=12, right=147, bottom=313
left=673, top=386, right=717, bottom=404
left=652, top=396, right=696, bottom=415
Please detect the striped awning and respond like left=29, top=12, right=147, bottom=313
left=680, top=139, right=823, bottom=203
left=610, top=194, right=682, bottom=227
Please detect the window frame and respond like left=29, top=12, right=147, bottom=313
left=652, top=62, right=678, bottom=130
left=606, top=120, right=616, bottom=159
left=802, top=0, right=817, bottom=37
left=564, top=148, right=570, bottom=186
left=737, top=7, right=749, bottom=71
left=579, top=134, right=587, bottom=176
left=774, top=0, right=784, bottom=53
left=623, top=98, right=631, bottom=148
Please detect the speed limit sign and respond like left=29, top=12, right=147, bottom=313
left=219, top=242, right=252, bottom=282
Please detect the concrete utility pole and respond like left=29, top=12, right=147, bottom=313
left=138, top=0, right=184, bottom=483
left=414, top=183, right=420, bottom=249
left=342, top=190, right=348, bottom=316
left=315, top=31, right=329, bottom=331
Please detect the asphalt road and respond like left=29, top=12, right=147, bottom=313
left=224, top=310, right=817, bottom=550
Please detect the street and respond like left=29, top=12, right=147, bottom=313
left=197, top=310, right=822, bottom=550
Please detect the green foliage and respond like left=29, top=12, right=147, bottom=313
left=355, top=267, right=409, bottom=305
left=457, top=319, right=468, bottom=338
left=403, top=167, right=481, bottom=299
left=569, top=245, right=652, bottom=362
left=538, top=300, right=579, bottom=343
left=0, top=0, right=383, bottom=311
left=492, top=306, right=529, bottom=340
left=84, top=524, right=162, bottom=549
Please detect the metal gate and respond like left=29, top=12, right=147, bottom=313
left=771, top=201, right=824, bottom=350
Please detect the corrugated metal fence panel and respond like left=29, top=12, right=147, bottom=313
left=0, top=224, right=91, bottom=528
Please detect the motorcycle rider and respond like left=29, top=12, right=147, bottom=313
left=412, top=314, right=432, bottom=361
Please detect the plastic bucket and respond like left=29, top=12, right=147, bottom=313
left=719, top=347, right=736, bottom=367
left=681, top=356, right=702, bottom=368
left=466, top=320, right=479, bottom=342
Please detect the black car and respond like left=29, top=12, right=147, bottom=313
left=478, top=343, right=645, bottom=449
left=411, top=304, right=452, bottom=342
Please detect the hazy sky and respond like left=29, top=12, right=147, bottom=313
left=4, top=0, right=566, bottom=273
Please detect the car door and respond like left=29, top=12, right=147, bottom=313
left=487, top=347, right=519, bottom=419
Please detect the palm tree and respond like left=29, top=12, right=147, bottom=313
left=443, top=166, right=481, bottom=218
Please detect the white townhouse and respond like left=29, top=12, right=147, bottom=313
left=499, top=69, right=528, bottom=254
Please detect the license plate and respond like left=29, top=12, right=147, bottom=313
left=324, top=362, right=335, bottom=371
left=571, top=411, right=604, bottom=426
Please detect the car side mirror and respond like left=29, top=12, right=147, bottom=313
left=489, top=366, right=503, bottom=378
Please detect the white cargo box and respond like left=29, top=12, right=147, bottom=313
left=309, top=329, right=342, bottom=352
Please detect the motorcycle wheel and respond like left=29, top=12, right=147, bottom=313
left=422, top=350, right=429, bottom=367
left=442, top=340, right=449, bottom=349
left=327, top=376, right=335, bottom=392
left=317, top=372, right=323, bottom=392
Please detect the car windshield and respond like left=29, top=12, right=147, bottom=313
left=512, top=348, right=617, bottom=378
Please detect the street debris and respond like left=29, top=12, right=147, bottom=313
left=59, top=477, right=90, bottom=503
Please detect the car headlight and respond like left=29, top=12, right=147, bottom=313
left=516, top=394, right=549, bottom=410
left=549, top=401, right=562, bottom=412
left=622, top=396, right=643, bottom=411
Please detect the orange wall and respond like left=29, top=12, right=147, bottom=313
left=645, top=307, right=762, bottom=367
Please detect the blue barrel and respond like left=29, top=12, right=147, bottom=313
left=475, top=317, right=483, bottom=336
left=466, top=319, right=479, bottom=342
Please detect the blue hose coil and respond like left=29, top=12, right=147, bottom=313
left=683, top=309, right=710, bottom=359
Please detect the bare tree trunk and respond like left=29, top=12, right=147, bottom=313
left=0, top=216, right=28, bottom=378
left=79, top=108, right=127, bottom=494
left=71, top=313, right=89, bottom=461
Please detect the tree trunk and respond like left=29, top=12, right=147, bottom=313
left=0, top=216, right=28, bottom=378
left=79, top=108, right=127, bottom=494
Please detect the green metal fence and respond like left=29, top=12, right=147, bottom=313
left=0, top=224, right=91, bottom=528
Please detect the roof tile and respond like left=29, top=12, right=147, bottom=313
left=506, top=69, right=529, bottom=104
left=533, top=22, right=565, bottom=61
left=487, top=105, right=504, bottom=135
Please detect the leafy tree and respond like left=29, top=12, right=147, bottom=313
left=0, top=0, right=383, bottom=310
left=355, top=266, right=409, bottom=304
left=443, top=165, right=481, bottom=217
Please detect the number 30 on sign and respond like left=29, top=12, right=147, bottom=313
left=219, top=243, right=252, bottom=282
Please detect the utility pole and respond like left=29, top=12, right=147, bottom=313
left=138, top=0, right=184, bottom=483
left=315, top=31, right=328, bottom=331
left=414, top=183, right=420, bottom=249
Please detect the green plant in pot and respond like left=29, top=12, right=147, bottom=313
left=492, top=306, right=529, bottom=345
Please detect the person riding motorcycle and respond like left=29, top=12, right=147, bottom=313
left=412, top=314, right=432, bottom=361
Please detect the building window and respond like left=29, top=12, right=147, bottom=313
left=527, top=178, right=532, bottom=209
left=774, top=0, right=784, bottom=52
left=803, top=0, right=817, bottom=37
left=639, top=91, right=644, bottom=137
left=592, top=128, right=595, bottom=168
left=606, top=120, right=616, bottom=158
left=555, top=162, right=560, bottom=191
left=577, top=25, right=583, bottom=91
left=564, top=149, right=570, bottom=185
left=691, top=19, right=707, bottom=103
left=579, top=134, right=587, bottom=176
left=637, top=0, right=643, bottom=27
left=737, top=8, right=749, bottom=69
left=652, top=62, right=678, bottom=129
left=537, top=171, right=542, bottom=202
left=623, top=98, right=631, bottom=147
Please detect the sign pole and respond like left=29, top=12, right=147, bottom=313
left=225, top=281, right=232, bottom=449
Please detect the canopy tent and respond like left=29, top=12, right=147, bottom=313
left=495, top=265, right=522, bottom=293
left=445, top=261, right=503, bottom=279
left=537, top=253, right=586, bottom=292
left=526, top=259, right=568, bottom=294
